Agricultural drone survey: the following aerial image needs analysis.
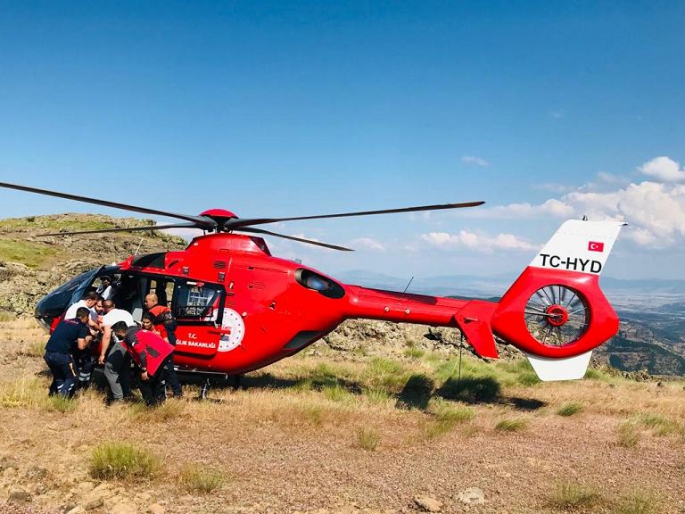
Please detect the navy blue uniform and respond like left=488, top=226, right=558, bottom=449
left=44, top=318, right=88, bottom=397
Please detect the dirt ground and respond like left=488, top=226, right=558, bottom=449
left=0, top=319, right=684, bottom=514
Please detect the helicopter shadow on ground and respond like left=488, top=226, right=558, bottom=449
left=193, top=371, right=545, bottom=413
left=394, top=375, right=545, bottom=411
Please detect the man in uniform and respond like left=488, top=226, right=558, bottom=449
left=112, top=321, right=174, bottom=407
left=44, top=307, right=91, bottom=398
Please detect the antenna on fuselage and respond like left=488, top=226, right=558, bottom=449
left=403, top=276, right=414, bottom=293
left=133, top=237, right=144, bottom=255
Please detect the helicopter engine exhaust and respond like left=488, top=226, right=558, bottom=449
left=344, top=219, right=625, bottom=381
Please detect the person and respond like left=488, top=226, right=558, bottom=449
left=112, top=321, right=174, bottom=407
left=99, top=299, right=136, bottom=404
left=96, top=276, right=114, bottom=301
left=44, top=307, right=91, bottom=398
left=74, top=297, right=105, bottom=390
left=65, top=291, right=101, bottom=332
left=144, top=293, right=182, bottom=398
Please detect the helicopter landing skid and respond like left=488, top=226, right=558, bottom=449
left=195, top=378, right=223, bottom=403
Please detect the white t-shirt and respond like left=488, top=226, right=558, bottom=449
left=65, top=300, right=98, bottom=324
left=102, top=309, right=136, bottom=328
left=97, top=285, right=113, bottom=300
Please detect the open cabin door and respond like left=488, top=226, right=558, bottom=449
left=171, top=279, right=227, bottom=358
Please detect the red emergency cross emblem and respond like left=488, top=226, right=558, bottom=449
left=588, top=241, right=604, bottom=252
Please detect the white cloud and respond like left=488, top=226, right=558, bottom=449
left=549, top=110, right=564, bottom=119
left=534, top=183, right=575, bottom=193
left=454, top=156, right=685, bottom=249
left=421, top=230, right=535, bottom=253
left=596, top=171, right=629, bottom=185
left=638, top=156, right=685, bottom=183
left=461, top=155, right=490, bottom=167
left=349, top=237, right=385, bottom=251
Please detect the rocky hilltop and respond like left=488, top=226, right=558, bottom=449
left=0, top=214, right=186, bottom=316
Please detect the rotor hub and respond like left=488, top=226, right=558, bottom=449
left=199, top=208, right=239, bottom=220
left=545, top=305, right=569, bottom=327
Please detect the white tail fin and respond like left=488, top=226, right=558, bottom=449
left=530, top=220, right=625, bottom=276
left=524, top=351, right=594, bottom=381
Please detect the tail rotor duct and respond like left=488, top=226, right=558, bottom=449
left=524, top=285, right=590, bottom=348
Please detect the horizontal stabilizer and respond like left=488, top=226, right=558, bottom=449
left=524, top=350, right=593, bottom=381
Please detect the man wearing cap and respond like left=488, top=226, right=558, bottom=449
left=44, top=307, right=91, bottom=398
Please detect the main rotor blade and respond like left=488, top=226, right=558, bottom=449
left=238, top=227, right=354, bottom=252
left=38, top=222, right=200, bottom=237
left=224, top=200, right=485, bottom=230
left=0, top=181, right=215, bottom=227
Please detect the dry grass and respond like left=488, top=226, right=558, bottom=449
left=178, top=464, right=225, bottom=494
left=638, top=413, right=681, bottom=436
left=494, top=418, right=529, bottom=432
left=89, top=442, right=161, bottom=481
left=0, top=319, right=683, bottom=512
left=0, top=375, right=50, bottom=409
left=615, top=489, right=662, bottom=514
left=354, top=427, right=381, bottom=451
left=547, top=481, right=601, bottom=509
left=618, top=421, right=641, bottom=448
left=422, top=401, right=474, bottom=439
left=557, top=402, right=584, bottom=416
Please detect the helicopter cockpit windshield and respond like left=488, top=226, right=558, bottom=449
left=35, top=265, right=121, bottom=330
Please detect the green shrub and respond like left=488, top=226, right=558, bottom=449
left=517, top=371, right=541, bottom=386
left=404, top=347, right=425, bottom=359
left=548, top=481, right=601, bottom=509
left=638, top=414, right=680, bottom=436
left=89, top=442, right=161, bottom=480
left=617, top=421, right=640, bottom=448
left=322, top=384, right=355, bottom=404
left=179, top=464, right=224, bottom=494
left=423, top=403, right=474, bottom=439
left=557, top=402, right=583, bottom=417
left=494, top=418, right=528, bottom=432
left=362, top=386, right=391, bottom=404
left=615, top=489, right=661, bottom=514
left=46, top=395, right=77, bottom=413
left=354, top=427, right=380, bottom=451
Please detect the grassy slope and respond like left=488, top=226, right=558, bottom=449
left=0, top=319, right=683, bottom=514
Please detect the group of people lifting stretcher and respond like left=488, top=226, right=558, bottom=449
left=43, top=275, right=183, bottom=407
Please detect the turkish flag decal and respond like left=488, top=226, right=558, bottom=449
left=588, top=241, right=604, bottom=252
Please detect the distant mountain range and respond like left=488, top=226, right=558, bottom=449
left=336, top=269, right=685, bottom=298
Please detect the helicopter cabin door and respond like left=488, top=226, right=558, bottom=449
left=171, top=279, right=227, bottom=358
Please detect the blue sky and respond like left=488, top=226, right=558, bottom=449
left=1, top=1, right=684, bottom=280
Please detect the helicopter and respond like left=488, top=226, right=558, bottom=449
left=0, top=181, right=624, bottom=382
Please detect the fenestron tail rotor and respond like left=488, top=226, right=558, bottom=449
left=0, top=181, right=484, bottom=251
left=524, top=285, right=590, bottom=347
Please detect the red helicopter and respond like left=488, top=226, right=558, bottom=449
left=1, top=182, right=624, bottom=381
